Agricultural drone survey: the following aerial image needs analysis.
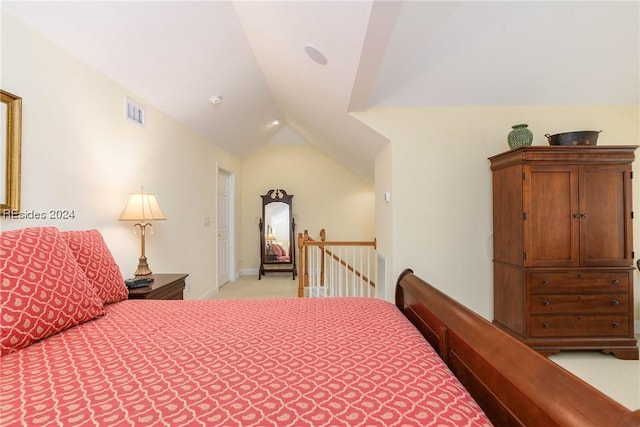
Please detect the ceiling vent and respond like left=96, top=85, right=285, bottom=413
left=125, top=97, right=146, bottom=126
left=304, top=44, right=328, bottom=66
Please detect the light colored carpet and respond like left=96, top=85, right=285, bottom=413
left=550, top=347, right=639, bottom=410
left=213, top=274, right=298, bottom=300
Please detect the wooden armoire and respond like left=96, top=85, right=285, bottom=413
left=489, top=146, right=638, bottom=360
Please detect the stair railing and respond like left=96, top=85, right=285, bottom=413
left=297, top=229, right=377, bottom=298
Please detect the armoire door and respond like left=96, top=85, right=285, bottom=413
left=524, top=163, right=633, bottom=268
left=523, top=164, right=579, bottom=267
left=579, top=164, right=634, bottom=267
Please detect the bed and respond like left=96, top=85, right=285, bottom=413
left=1, top=227, right=639, bottom=426
left=396, top=269, right=640, bottom=427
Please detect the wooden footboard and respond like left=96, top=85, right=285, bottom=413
left=396, top=269, right=640, bottom=427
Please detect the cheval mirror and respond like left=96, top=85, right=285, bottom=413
left=259, top=189, right=296, bottom=279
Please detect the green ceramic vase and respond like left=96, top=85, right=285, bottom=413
left=507, top=124, right=533, bottom=149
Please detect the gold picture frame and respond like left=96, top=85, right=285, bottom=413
left=1, top=90, right=22, bottom=212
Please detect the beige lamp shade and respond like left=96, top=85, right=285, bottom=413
left=118, top=189, right=166, bottom=276
left=118, top=191, right=166, bottom=222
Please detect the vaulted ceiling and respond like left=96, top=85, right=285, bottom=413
left=3, top=1, right=638, bottom=183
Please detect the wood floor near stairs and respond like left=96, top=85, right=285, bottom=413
left=213, top=274, right=640, bottom=411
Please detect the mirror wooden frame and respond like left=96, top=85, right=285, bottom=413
left=1, top=90, right=22, bottom=213
left=259, top=189, right=296, bottom=280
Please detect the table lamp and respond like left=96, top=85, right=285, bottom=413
left=118, top=188, right=166, bottom=276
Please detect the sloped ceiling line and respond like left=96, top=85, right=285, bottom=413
left=3, top=0, right=638, bottom=184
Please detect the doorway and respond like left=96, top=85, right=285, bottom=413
left=217, top=168, right=234, bottom=288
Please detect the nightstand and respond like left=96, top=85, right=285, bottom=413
left=127, top=273, right=188, bottom=300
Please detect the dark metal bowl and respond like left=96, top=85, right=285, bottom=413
left=545, top=130, right=602, bottom=146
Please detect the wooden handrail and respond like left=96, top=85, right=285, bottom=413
left=302, top=240, right=377, bottom=247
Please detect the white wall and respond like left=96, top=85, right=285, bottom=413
left=374, top=143, right=392, bottom=301
left=357, top=105, right=640, bottom=320
left=240, top=141, right=375, bottom=275
left=0, top=12, right=242, bottom=300
left=4, top=8, right=637, bottom=322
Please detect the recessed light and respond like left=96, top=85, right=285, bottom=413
left=304, top=44, right=328, bottom=66
left=271, top=119, right=280, bottom=126
left=209, top=95, right=223, bottom=105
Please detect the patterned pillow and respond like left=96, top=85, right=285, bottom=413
left=271, top=242, right=283, bottom=257
left=0, top=227, right=105, bottom=356
left=60, top=229, right=128, bottom=304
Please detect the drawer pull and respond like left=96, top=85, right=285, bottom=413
left=542, top=280, right=549, bottom=286
left=543, top=301, right=550, bottom=306
left=573, top=213, right=581, bottom=219
left=611, top=279, right=620, bottom=285
left=611, top=300, right=620, bottom=306
left=612, top=322, right=620, bottom=328
left=543, top=322, right=550, bottom=329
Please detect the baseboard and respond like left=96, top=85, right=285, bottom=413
left=195, top=272, right=247, bottom=300
left=241, top=268, right=258, bottom=276
left=198, top=288, right=217, bottom=300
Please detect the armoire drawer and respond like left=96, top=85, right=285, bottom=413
left=529, top=271, right=630, bottom=294
left=530, top=294, right=629, bottom=314
left=530, top=314, right=630, bottom=337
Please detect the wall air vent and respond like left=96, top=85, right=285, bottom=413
left=125, top=97, right=145, bottom=126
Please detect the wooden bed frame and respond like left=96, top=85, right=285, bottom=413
left=395, top=269, right=640, bottom=427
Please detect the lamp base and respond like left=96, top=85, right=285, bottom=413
left=134, top=256, right=153, bottom=276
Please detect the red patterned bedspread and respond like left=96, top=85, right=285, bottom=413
left=1, top=297, right=492, bottom=426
